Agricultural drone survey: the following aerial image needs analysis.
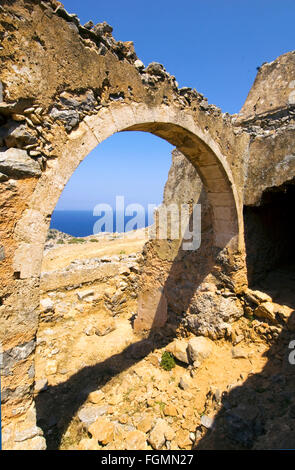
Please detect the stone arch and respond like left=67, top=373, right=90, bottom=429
left=14, top=102, right=243, bottom=282
left=4, top=100, right=245, bottom=451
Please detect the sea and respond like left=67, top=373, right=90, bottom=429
left=50, top=210, right=153, bottom=237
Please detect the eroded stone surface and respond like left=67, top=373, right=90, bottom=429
left=1, top=0, right=295, bottom=451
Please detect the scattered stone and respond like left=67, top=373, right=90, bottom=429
left=78, top=405, right=109, bottom=428
left=164, top=404, right=178, bottom=417
left=84, top=325, right=96, bottom=336
left=149, top=419, right=175, bottom=449
left=199, top=100, right=209, bottom=110
left=14, top=425, right=43, bottom=442
left=108, top=392, right=123, bottom=405
left=0, top=244, right=5, bottom=261
left=179, top=377, right=189, bottom=390
left=45, top=360, right=57, bottom=375
left=83, top=20, right=94, bottom=30
left=124, top=430, right=147, bottom=450
left=211, top=387, right=222, bottom=403
left=95, top=317, right=116, bottom=336
left=78, top=438, right=98, bottom=450
left=34, top=378, right=48, bottom=393
left=88, top=390, right=104, bottom=404
left=189, top=432, right=195, bottom=442
left=119, top=414, right=129, bottom=424
left=187, top=336, right=213, bottom=364
left=145, top=62, right=166, bottom=77
left=175, top=429, right=191, bottom=449
left=245, top=288, right=273, bottom=305
left=137, top=416, right=154, bottom=433
left=148, top=355, right=160, bottom=367
left=276, top=304, right=294, bottom=323
left=201, top=414, right=215, bottom=429
left=40, top=298, right=54, bottom=312
left=28, top=363, right=35, bottom=379
left=193, top=360, right=202, bottom=369
left=88, top=417, right=115, bottom=445
left=166, top=339, right=189, bottom=364
left=254, top=302, right=276, bottom=322
left=233, top=334, right=244, bottom=345
left=93, top=21, right=113, bottom=36
left=29, top=150, right=41, bottom=157
left=77, top=289, right=94, bottom=300
left=49, top=107, right=79, bottom=131
left=23, top=107, right=35, bottom=115
left=11, top=114, right=26, bottom=121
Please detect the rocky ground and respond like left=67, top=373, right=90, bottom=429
left=34, top=230, right=295, bottom=450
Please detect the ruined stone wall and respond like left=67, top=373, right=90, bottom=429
left=159, top=52, right=295, bottom=287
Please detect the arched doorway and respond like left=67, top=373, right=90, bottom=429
left=5, top=102, right=245, bottom=450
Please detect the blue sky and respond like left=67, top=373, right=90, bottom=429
left=56, top=0, right=295, bottom=210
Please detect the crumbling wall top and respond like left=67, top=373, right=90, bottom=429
left=238, top=50, right=295, bottom=123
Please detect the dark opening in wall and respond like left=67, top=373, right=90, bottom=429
left=244, top=179, right=295, bottom=286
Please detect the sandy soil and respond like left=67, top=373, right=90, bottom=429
left=42, top=234, right=147, bottom=272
